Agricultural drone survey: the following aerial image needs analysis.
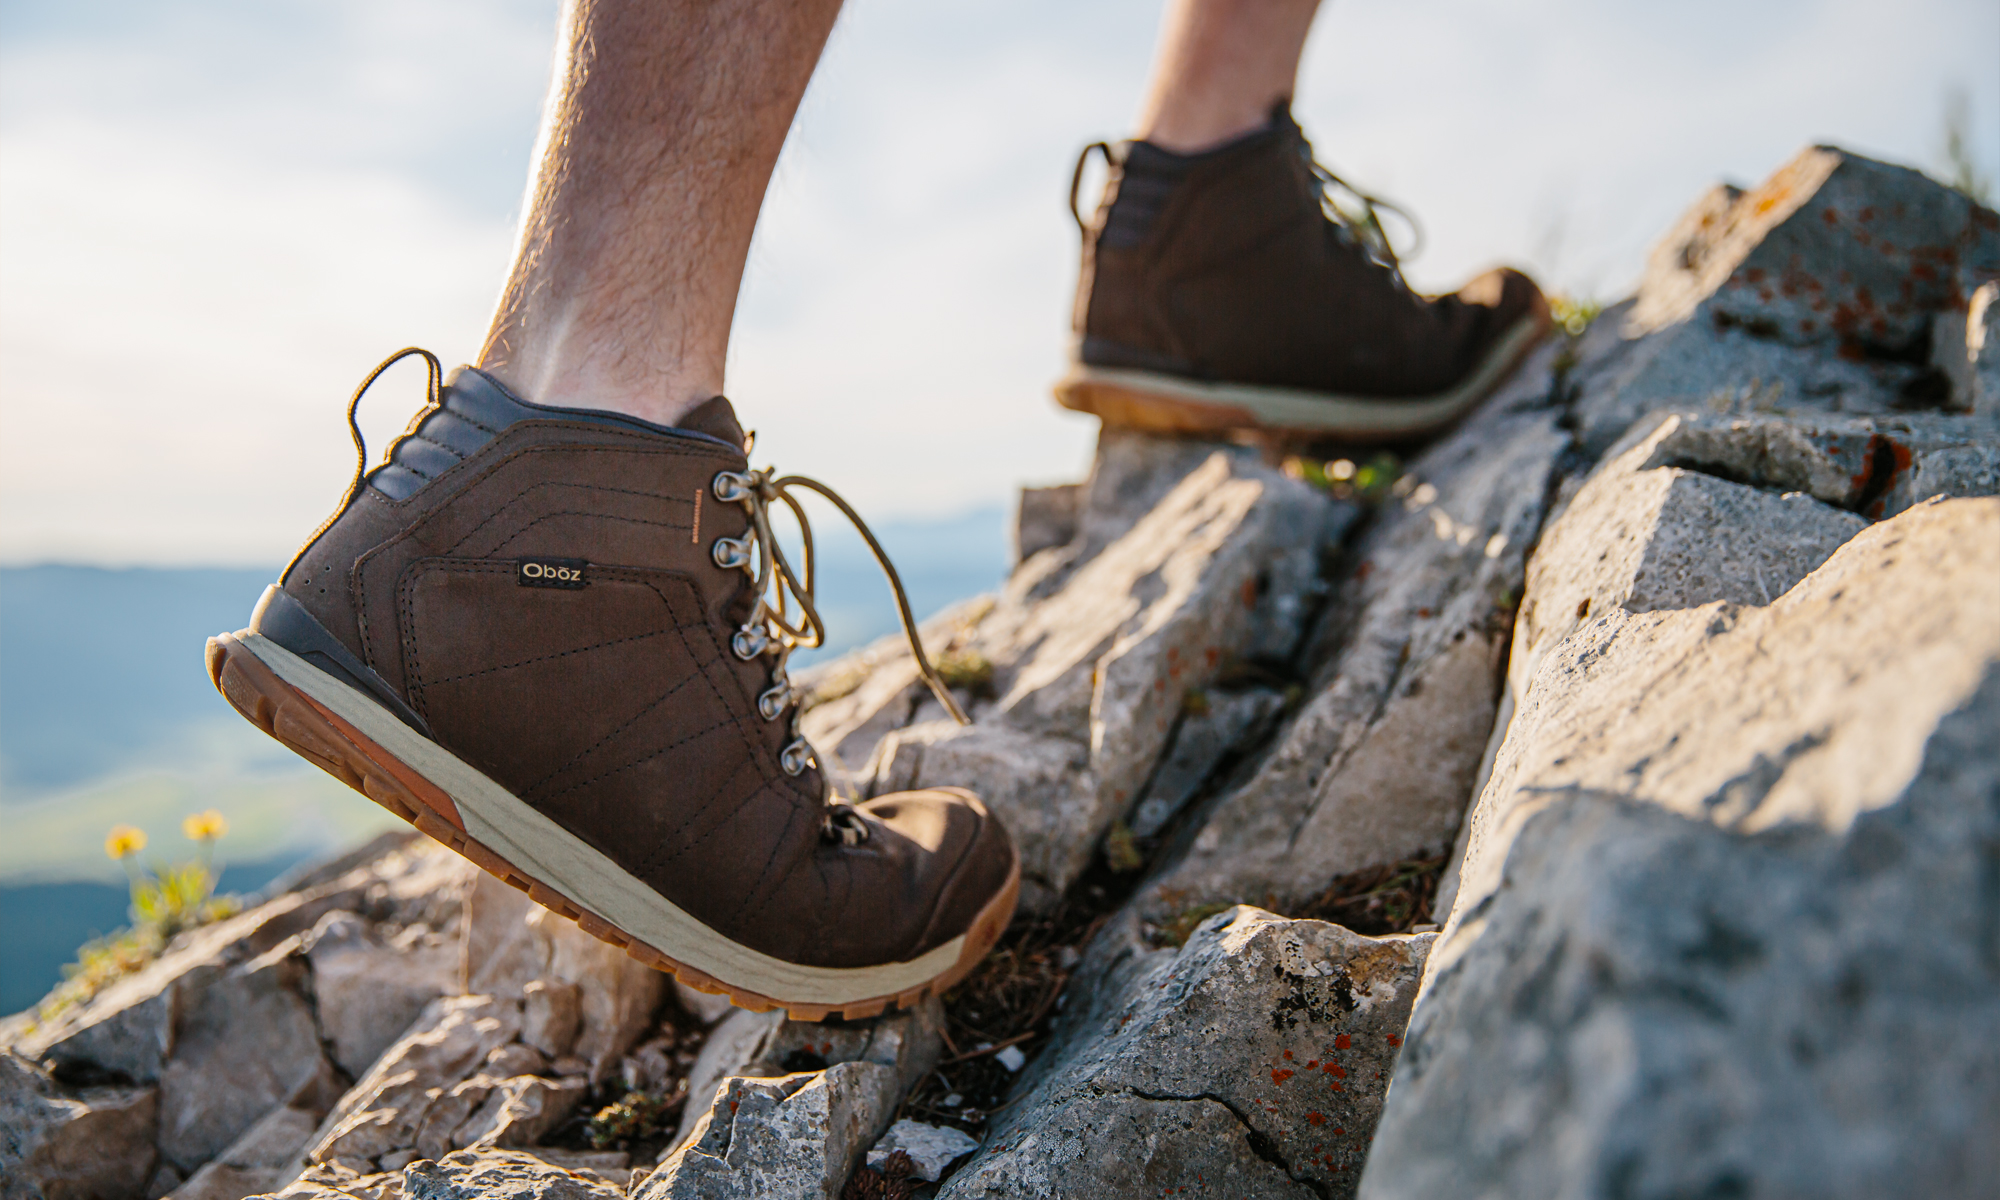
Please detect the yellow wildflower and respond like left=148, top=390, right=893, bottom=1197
left=104, top=824, right=147, bottom=859
left=182, top=810, right=229, bottom=841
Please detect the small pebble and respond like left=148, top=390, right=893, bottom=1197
left=942, top=1093, right=964, bottom=1107
left=996, top=1045, right=1027, bottom=1072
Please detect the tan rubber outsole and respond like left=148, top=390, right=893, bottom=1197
left=205, top=632, right=1017, bottom=1022
left=1053, top=311, right=1552, bottom=442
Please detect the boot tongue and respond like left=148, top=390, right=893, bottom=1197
left=677, top=395, right=747, bottom=452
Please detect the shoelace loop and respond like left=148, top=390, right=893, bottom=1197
left=709, top=466, right=973, bottom=839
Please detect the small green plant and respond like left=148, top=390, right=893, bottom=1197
left=1284, top=451, right=1401, bottom=505
left=588, top=1091, right=676, bottom=1149
left=34, top=813, right=240, bottom=1026
left=934, top=648, right=995, bottom=698
left=1102, top=820, right=1144, bottom=874
left=1940, top=86, right=1994, bottom=205
left=1155, top=902, right=1235, bottom=948
left=1548, top=294, right=1605, bottom=339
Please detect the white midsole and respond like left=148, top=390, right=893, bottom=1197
left=237, top=631, right=964, bottom=1004
left=1060, top=316, right=1545, bottom=433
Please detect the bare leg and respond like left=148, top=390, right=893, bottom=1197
left=1135, top=0, right=1324, bottom=153
left=479, top=0, right=844, bottom=425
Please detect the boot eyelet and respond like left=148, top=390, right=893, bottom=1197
left=822, top=804, right=869, bottom=846
left=757, top=682, right=790, bottom=721
left=732, top=627, right=771, bottom=660
left=712, top=536, right=752, bottom=570
left=779, top=739, right=814, bottom=776
left=713, top=471, right=752, bottom=503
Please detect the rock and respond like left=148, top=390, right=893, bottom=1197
left=865, top=1120, right=980, bottom=1182
left=1627, top=406, right=2000, bottom=519
left=1013, top=483, right=1083, bottom=562
left=1574, top=147, right=2000, bottom=458
left=155, top=946, right=334, bottom=1175
left=12, top=889, right=339, bottom=1086
left=171, top=1104, right=325, bottom=1200
left=1146, top=353, right=1570, bottom=916
left=1, top=1048, right=158, bottom=1200
left=804, top=428, right=1337, bottom=910
left=940, top=908, right=1431, bottom=1199
left=1971, top=281, right=2000, bottom=415
left=667, top=996, right=944, bottom=1153
left=462, top=871, right=665, bottom=1083
left=1628, top=146, right=1998, bottom=350
left=1128, top=687, right=1285, bottom=839
left=640, top=1062, right=900, bottom=1200
left=451, top=1074, right=588, bottom=1150
left=1434, top=417, right=1869, bottom=913
left=305, top=910, right=461, bottom=1079
left=250, top=1161, right=404, bottom=1200
left=1364, top=498, right=2000, bottom=1197
left=300, top=995, right=524, bottom=1170
left=520, top=981, right=581, bottom=1060
left=400, top=1149, right=625, bottom=1200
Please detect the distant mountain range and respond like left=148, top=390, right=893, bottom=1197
left=0, top=505, right=1008, bottom=1012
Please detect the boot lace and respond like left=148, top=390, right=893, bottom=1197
left=708, top=467, right=972, bottom=844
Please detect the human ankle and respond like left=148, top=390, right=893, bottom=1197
left=476, top=337, right=721, bottom=428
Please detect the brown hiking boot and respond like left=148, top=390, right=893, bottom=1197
left=1057, top=105, right=1550, bottom=440
left=206, top=350, right=1017, bottom=1020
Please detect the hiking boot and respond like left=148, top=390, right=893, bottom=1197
left=206, top=350, right=1018, bottom=1020
left=1057, top=105, right=1549, bottom=440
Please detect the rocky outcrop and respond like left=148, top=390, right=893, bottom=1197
left=638, top=1063, right=900, bottom=1200
left=6, top=142, right=1995, bottom=1200
left=799, top=431, right=1341, bottom=910
left=939, top=909, right=1431, bottom=1199
left=1368, top=496, right=2000, bottom=1198
left=2, top=1049, right=159, bottom=1200
left=1360, top=151, right=2000, bottom=1198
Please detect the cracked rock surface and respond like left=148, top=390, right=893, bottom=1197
left=938, top=909, right=1432, bottom=1199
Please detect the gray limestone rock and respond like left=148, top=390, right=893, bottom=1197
left=171, top=1104, right=323, bottom=1200
left=866, top=1120, right=980, bottom=1182
left=1367, top=497, right=2000, bottom=1199
left=1626, top=145, right=1999, bottom=350
left=1575, top=147, right=2000, bottom=459
left=401, top=1149, right=624, bottom=1199
left=304, top=910, right=461, bottom=1080
left=1128, top=687, right=1286, bottom=839
left=806, top=428, right=1336, bottom=910
left=1, top=1049, right=158, bottom=1200
left=1971, top=281, right=2000, bottom=415
left=1147, top=352, right=1570, bottom=916
left=461, top=871, right=664, bottom=1084
left=1628, top=407, right=2000, bottom=520
left=1014, top=483, right=1083, bottom=562
left=941, top=909, right=1432, bottom=1200
left=640, top=1062, right=901, bottom=1200
left=666, top=996, right=943, bottom=1155
left=301, top=995, right=525, bottom=1170
left=154, top=947, right=331, bottom=1175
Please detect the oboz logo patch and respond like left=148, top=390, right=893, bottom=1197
left=517, top=557, right=588, bottom=589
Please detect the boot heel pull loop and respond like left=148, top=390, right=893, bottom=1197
left=1068, top=141, right=1116, bottom=234
left=281, top=347, right=443, bottom=585
left=342, top=348, right=443, bottom=507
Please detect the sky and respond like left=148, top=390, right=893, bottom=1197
left=1, top=0, right=1995, bottom=566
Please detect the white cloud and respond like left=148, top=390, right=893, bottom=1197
left=1, top=0, right=1993, bottom=564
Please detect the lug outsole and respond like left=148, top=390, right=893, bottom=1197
left=1053, top=310, right=1552, bottom=443
left=205, top=632, right=1017, bottom=1022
